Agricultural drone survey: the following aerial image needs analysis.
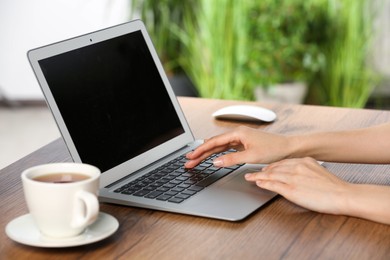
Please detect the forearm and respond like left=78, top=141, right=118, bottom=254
left=288, top=123, right=390, bottom=163
left=343, top=183, right=390, bottom=225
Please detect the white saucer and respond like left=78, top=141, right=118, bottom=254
left=5, top=212, right=119, bottom=248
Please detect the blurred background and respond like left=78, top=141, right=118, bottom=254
left=1, top=0, right=389, bottom=169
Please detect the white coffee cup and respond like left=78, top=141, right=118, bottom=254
left=21, top=163, right=100, bottom=238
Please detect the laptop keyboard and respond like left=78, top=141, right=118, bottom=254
left=113, top=149, right=243, bottom=204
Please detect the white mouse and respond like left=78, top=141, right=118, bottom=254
left=212, top=105, right=277, bottom=122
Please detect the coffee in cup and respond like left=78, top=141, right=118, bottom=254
left=33, top=173, right=90, bottom=183
left=21, top=163, right=100, bottom=238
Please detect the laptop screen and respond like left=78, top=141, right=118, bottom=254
left=38, top=30, right=184, bottom=172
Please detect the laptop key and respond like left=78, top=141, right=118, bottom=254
left=188, top=185, right=203, bottom=192
left=171, top=187, right=185, bottom=193
left=116, top=149, right=241, bottom=204
left=156, top=187, right=170, bottom=192
left=178, top=183, right=191, bottom=189
left=121, top=189, right=136, bottom=195
left=145, top=191, right=163, bottom=199
left=114, top=187, right=125, bottom=193
left=133, top=190, right=151, bottom=197
left=163, top=183, right=177, bottom=188
left=165, top=190, right=179, bottom=196
left=182, top=189, right=197, bottom=196
left=168, top=197, right=184, bottom=203
left=184, top=179, right=198, bottom=185
left=168, top=180, right=182, bottom=185
left=156, top=194, right=172, bottom=201
left=176, top=193, right=191, bottom=200
left=175, top=176, right=189, bottom=181
left=195, top=168, right=234, bottom=187
left=143, top=186, right=155, bottom=192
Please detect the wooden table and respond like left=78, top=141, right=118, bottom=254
left=1, top=97, right=390, bottom=259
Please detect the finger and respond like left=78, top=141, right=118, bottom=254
left=212, top=150, right=251, bottom=167
left=245, top=167, right=291, bottom=184
left=188, top=132, right=242, bottom=159
left=213, top=153, right=241, bottom=167
left=186, top=144, right=229, bottom=160
left=186, top=144, right=246, bottom=168
left=185, top=132, right=243, bottom=168
left=185, top=146, right=228, bottom=168
left=255, top=180, right=290, bottom=195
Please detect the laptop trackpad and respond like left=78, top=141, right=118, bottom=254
left=219, top=169, right=271, bottom=195
left=183, top=169, right=277, bottom=221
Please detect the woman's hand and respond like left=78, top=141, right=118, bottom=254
left=185, top=126, right=292, bottom=168
left=245, top=157, right=349, bottom=215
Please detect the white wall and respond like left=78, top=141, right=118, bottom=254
left=372, top=0, right=390, bottom=77
left=0, top=0, right=130, bottom=100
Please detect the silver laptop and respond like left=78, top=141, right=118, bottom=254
left=27, top=20, right=276, bottom=221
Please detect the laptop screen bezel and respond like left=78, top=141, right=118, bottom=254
left=27, top=20, right=195, bottom=188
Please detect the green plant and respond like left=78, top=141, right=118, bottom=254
left=309, top=0, right=379, bottom=107
left=246, top=0, right=324, bottom=88
left=130, top=0, right=196, bottom=74
left=174, top=0, right=325, bottom=100
left=130, top=0, right=379, bottom=106
left=174, top=0, right=254, bottom=100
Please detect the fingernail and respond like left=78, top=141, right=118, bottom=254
left=184, top=161, right=191, bottom=168
left=244, top=173, right=252, bottom=180
left=213, top=159, right=223, bottom=167
left=186, top=151, right=193, bottom=158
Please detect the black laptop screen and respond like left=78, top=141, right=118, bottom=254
left=38, top=30, right=185, bottom=172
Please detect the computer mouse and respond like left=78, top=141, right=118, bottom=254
left=212, top=105, right=277, bottom=122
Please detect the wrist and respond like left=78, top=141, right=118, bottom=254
left=339, top=183, right=390, bottom=224
left=287, top=133, right=329, bottom=160
left=286, top=135, right=306, bottom=159
left=335, top=182, right=357, bottom=216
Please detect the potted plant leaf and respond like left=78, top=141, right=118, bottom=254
left=174, top=0, right=324, bottom=102
left=173, top=0, right=255, bottom=100
left=309, top=0, right=379, bottom=108
left=247, top=0, right=325, bottom=103
left=129, top=0, right=199, bottom=97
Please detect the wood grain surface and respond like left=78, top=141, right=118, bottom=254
left=1, top=97, right=389, bottom=259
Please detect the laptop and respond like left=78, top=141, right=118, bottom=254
left=27, top=20, right=276, bottom=221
